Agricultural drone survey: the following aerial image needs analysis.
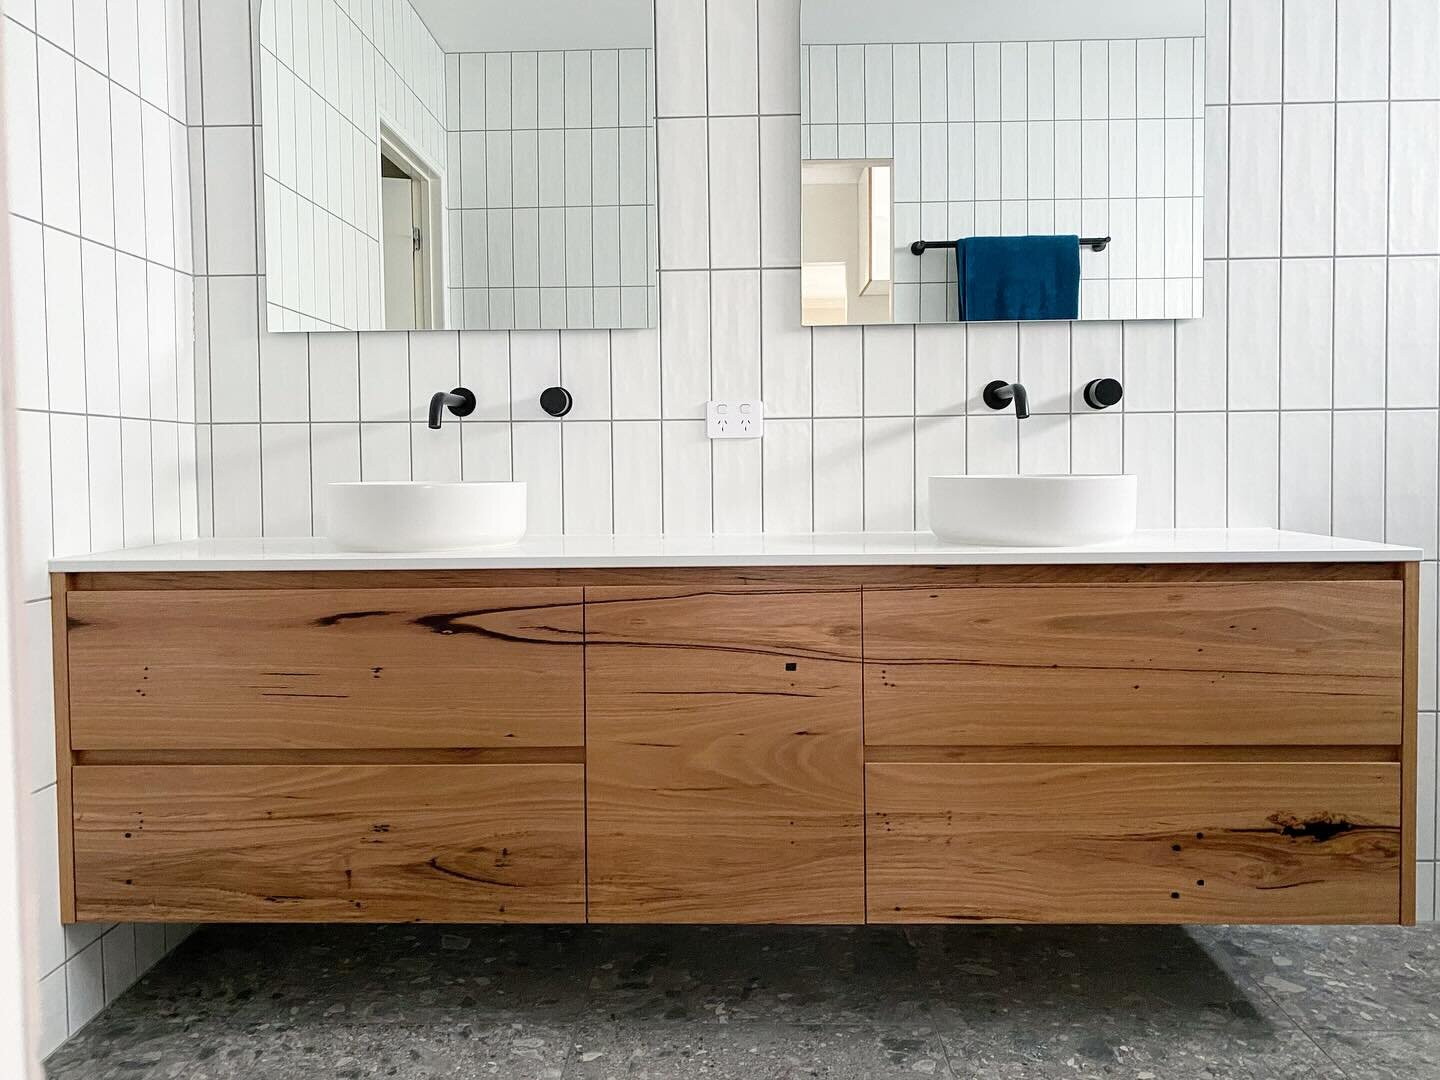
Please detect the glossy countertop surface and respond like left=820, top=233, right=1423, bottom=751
left=49, top=529, right=1422, bottom=572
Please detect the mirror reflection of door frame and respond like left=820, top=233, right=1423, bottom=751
left=377, top=117, right=446, bottom=330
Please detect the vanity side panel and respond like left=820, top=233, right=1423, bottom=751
left=867, top=762, right=1403, bottom=924
left=864, top=580, right=1404, bottom=746
left=1401, top=563, right=1420, bottom=924
left=51, top=574, right=76, bottom=923
left=66, top=589, right=585, bottom=749
left=71, top=764, right=586, bottom=922
left=585, top=588, right=865, bottom=923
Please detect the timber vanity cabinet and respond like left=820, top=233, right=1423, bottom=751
left=50, top=545, right=1422, bottom=928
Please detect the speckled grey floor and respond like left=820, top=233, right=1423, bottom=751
left=44, top=922, right=1440, bottom=1079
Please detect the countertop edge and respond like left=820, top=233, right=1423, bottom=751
left=48, top=544, right=1426, bottom=574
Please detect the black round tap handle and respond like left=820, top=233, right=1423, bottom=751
left=1083, top=378, right=1124, bottom=410
left=540, top=386, right=573, bottom=418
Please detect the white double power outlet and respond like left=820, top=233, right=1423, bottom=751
left=706, top=400, right=765, bottom=439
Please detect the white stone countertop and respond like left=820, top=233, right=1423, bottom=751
left=49, top=529, right=1422, bottom=573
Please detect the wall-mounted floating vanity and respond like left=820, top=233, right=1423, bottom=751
left=50, top=530, right=1421, bottom=927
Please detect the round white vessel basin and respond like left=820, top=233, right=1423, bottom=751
left=325, top=481, right=528, bottom=552
left=929, top=475, right=1138, bottom=547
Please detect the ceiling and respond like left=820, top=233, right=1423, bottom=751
left=411, top=0, right=653, bottom=53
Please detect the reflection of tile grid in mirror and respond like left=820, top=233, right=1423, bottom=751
left=258, top=0, right=448, bottom=331
left=443, top=49, right=657, bottom=331
left=801, top=38, right=1204, bottom=322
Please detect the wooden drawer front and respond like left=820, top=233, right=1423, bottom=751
left=586, top=589, right=864, bottom=923
left=66, top=589, right=583, bottom=749
left=864, top=582, right=1404, bottom=746
left=867, top=762, right=1402, bottom=924
left=72, top=764, right=585, bottom=922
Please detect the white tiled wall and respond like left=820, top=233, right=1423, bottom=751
left=187, top=0, right=1440, bottom=919
left=443, top=47, right=657, bottom=330
left=1, top=0, right=200, bottom=1058
left=257, top=0, right=446, bottom=331
left=800, top=37, right=1205, bottom=321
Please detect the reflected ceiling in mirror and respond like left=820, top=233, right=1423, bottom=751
left=258, top=0, right=656, bottom=333
left=799, top=0, right=1206, bottom=326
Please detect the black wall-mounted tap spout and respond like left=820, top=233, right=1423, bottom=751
left=428, top=388, right=477, bottom=429
left=984, top=380, right=1031, bottom=420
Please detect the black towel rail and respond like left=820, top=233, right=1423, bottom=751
left=910, top=236, right=1111, bottom=256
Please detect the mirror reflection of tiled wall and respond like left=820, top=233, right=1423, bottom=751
left=443, top=49, right=657, bottom=331
left=802, top=38, right=1205, bottom=321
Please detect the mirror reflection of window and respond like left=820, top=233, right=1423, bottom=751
left=802, top=159, right=896, bottom=326
left=258, top=0, right=657, bottom=334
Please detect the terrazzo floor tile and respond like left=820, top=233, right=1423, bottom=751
left=174, top=1020, right=573, bottom=1080
left=1193, top=925, right=1440, bottom=1033
left=1309, top=1029, right=1440, bottom=1080
left=940, top=1021, right=1343, bottom=1079
left=43, top=924, right=1440, bottom=1080
left=564, top=1021, right=956, bottom=1079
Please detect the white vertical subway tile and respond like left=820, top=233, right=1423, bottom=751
left=611, top=421, right=664, bottom=533
left=656, top=0, right=708, bottom=116
left=1332, top=409, right=1387, bottom=542
left=657, top=118, right=709, bottom=269
left=1227, top=105, right=1281, bottom=258
left=1279, top=410, right=1334, bottom=534
left=1175, top=412, right=1228, bottom=527
left=1283, top=0, right=1337, bottom=102
left=1281, top=103, right=1335, bottom=256
left=1337, top=0, right=1390, bottom=100
left=1387, top=409, right=1440, bottom=557
left=708, top=117, right=761, bottom=269
left=862, top=325, right=915, bottom=417
left=512, top=422, right=563, bottom=534
left=712, top=439, right=764, bottom=533
left=755, top=420, right=810, bottom=535
left=1279, top=258, right=1334, bottom=409
left=1334, top=102, right=1390, bottom=256
left=260, top=423, right=313, bottom=534
left=1227, top=411, right=1280, bottom=527
left=813, top=418, right=864, bottom=531
left=1227, top=259, right=1281, bottom=410
left=561, top=422, right=614, bottom=533
left=1392, top=0, right=1440, bottom=99
left=660, top=271, right=711, bottom=418
left=210, top=423, right=262, bottom=537
left=1229, top=0, right=1284, bottom=103
left=707, top=0, right=759, bottom=116
left=1123, top=413, right=1176, bottom=528
left=1389, top=102, right=1440, bottom=255
left=1332, top=257, right=1388, bottom=408
left=661, top=420, right=712, bottom=533
left=863, top=417, right=914, bottom=530
left=1387, top=258, right=1440, bottom=408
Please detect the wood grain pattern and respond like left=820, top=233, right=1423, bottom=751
left=585, top=588, right=865, bottom=923
left=68, top=562, right=1403, bottom=592
left=868, top=762, right=1402, bottom=924
left=66, top=588, right=583, bottom=749
left=1401, top=563, right=1420, bottom=924
left=51, top=574, right=76, bottom=923
left=864, top=582, right=1404, bottom=747
left=72, top=764, right=585, bottom=922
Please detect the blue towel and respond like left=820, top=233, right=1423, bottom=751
left=956, top=235, right=1081, bottom=322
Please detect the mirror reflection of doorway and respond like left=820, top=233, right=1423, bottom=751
left=378, top=125, right=443, bottom=330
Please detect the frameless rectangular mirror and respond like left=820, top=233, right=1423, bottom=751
left=800, top=1, right=1205, bottom=326
left=259, top=0, right=656, bottom=333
